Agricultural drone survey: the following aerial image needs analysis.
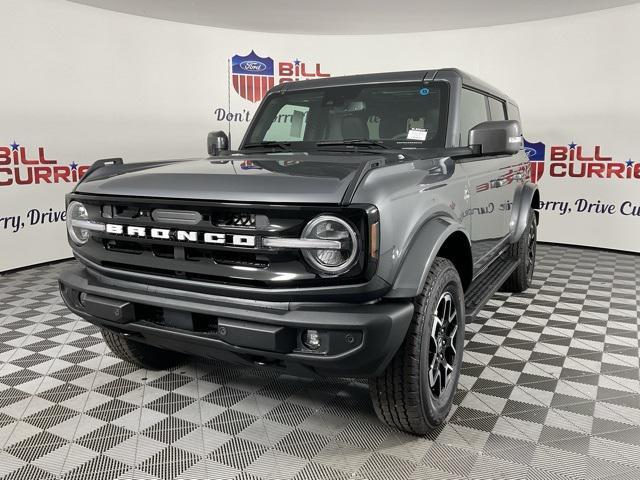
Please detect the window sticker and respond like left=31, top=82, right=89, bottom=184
left=418, top=87, right=430, bottom=96
left=407, top=128, right=428, bottom=141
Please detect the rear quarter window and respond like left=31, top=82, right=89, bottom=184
left=506, top=102, right=521, bottom=124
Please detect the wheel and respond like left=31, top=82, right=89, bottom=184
left=369, top=257, right=465, bottom=435
left=502, top=209, right=537, bottom=293
left=100, top=328, right=186, bottom=370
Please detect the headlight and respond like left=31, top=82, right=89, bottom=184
left=66, top=201, right=103, bottom=245
left=301, top=215, right=358, bottom=274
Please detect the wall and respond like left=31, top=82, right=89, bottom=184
left=1, top=0, right=638, bottom=271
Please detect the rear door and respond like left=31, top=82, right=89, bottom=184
left=457, top=88, right=512, bottom=271
left=487, top=96, right=521, bottom=237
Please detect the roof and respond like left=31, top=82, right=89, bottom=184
left=273, top=68, right=515, bottom=105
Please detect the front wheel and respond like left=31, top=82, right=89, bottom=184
left=101, top=328, right=186, bottom=370
left=369, top=257, right=465, bottom=435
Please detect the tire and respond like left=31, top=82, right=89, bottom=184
left=101, top=328, right=186, bottom=370
left=502, top=209, right=537, bottom=293
left=369, top=257, right=465, bottom=435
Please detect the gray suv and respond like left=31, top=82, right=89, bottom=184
left=59, top=68, right=540, bottom=434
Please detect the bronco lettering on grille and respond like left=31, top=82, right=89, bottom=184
left=105, top=224, right=256, bottom=247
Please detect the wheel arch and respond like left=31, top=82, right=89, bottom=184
left=509, top=182, right=540, bottom=244
left=386, top=216, right=473, bottom=298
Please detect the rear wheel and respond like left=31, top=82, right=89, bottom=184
left=101, top=328, right=186, bottom=370
left=503, top=209, right=537, bottom=293
left=369, top=257, right=464, bottom=434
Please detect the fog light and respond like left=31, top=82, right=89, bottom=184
left=301, top=329, right=321, bottom=350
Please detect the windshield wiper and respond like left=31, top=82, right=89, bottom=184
left=316, top=139, right=389, bottom=150
left=242, top=141, right=292, bottom=150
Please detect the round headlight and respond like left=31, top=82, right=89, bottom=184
left=66, top=201, right=91, bottom=245
left=301, top=215, right=358, bottom=275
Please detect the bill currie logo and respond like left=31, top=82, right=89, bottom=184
left=230, top=50, right=330, bottom=103
left=524, top=139, right=638, bottom=181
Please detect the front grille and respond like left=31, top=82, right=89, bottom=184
left=70, top=194, right=374, bottom=289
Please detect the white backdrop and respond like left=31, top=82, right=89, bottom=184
left=1, top=0, right=639, bottom=271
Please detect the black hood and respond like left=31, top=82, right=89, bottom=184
left=75, top=151, right=407, bottom=204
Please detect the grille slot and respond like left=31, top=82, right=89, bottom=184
left=134, top=304, right=164, bottom=323
left=104, top=240, right=143, bottom=255
left=185, top=248, right=269, bottom=269
left=192, top=313, right=218, bottom=333
left=152, top=245, right=175, bottom=259
left=214, top=213, right=258, bottom=228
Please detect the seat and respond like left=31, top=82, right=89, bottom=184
left=379, top=115, right=408, bottom=139
left=341, top=115, right=369, bottom=139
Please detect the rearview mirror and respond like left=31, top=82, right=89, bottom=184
left=468, top=120, right=522, bottom=155
left=207, top=131, right=229, bottom=156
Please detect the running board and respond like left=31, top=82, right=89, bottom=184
left=464, top=256, right=520, bottom=321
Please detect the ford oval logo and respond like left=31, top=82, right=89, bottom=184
left=523, top=146, right=537, bottom=159
left=240, top=60, right=267, bottom=72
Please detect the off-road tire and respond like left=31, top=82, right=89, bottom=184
left=101, top=328, right=186, bottom=370
left=369, top=257, right=465, bottom=435
left=502, top=209, right=537, bottom=293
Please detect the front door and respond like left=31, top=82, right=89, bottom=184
left=457, top=88, right=512, bottom=271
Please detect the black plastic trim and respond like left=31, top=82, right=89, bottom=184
left=59, top=264, right=414, bottom=377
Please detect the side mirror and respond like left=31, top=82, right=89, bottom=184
left=468, top=120, right=522, bottom=155
left=207, top=131, right=229, bottom=156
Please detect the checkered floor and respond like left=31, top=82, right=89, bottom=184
left=0, top=244, right=639, bottom=480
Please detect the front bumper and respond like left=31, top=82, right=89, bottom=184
left=59, top=265, right=414, bottom=377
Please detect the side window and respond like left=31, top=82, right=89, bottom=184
left=506, top=102, right=521, bottom=126
left=488, top=97, right=506, bottom=121
left=263, top=104, right=310, bottom=141
left=459, top=88, right=488, bottom=146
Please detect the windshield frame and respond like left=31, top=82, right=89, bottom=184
left=240, top=81, right=450, bottom=152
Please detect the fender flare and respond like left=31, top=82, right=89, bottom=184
left=509, top=182, right=540, bottom=243
left=386, top=216, right=472, bottom=298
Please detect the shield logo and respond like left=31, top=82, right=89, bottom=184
left=231, top=50, right=275, bottom=103
left=524, top=139, right=546, bottom=183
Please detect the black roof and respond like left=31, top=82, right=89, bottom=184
left=273, top=68, right=515, bottom=105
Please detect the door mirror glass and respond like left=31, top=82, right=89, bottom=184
left=207, top=131, right=230, bottom=156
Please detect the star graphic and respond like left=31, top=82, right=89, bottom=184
left=293, top=58, right=301, bottom=66
left=568, top=142, right=577, bottom=150
left=9, top=140, right=19, bottom=152
left=626, top=159, right=634, bottom=168
left=69, top=161, right=78, bottom=171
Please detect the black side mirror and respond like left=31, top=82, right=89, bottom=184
left=207, top=131, right=230, bottom=156
left=469, top=120, right=522, bottom=155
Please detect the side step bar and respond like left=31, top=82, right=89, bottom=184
left=464, top=256, right=520, bottom=321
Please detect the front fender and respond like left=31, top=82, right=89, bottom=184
left=385, top=216, right=470, bottom=298
left=509, top=182, right=540, bottom=243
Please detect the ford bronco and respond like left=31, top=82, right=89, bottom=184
left=59, top=68, right=540, bottom=434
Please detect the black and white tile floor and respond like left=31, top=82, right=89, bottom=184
left=0, top=244, right=639, bottom=480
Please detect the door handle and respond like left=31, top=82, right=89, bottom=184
left=490, top=179, right=507, bottom=188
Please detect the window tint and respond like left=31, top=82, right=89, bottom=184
left=459, top=89, right=488, bottom=146
left=488, top=97, right=506, bottom=121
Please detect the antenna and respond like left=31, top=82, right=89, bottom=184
left=227, top=58, right=232, bottom=147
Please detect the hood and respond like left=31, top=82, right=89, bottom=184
left=75, top=152, right=406, bottom=204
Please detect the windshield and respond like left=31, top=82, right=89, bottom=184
left=243, top=82, right=449, bottom=150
